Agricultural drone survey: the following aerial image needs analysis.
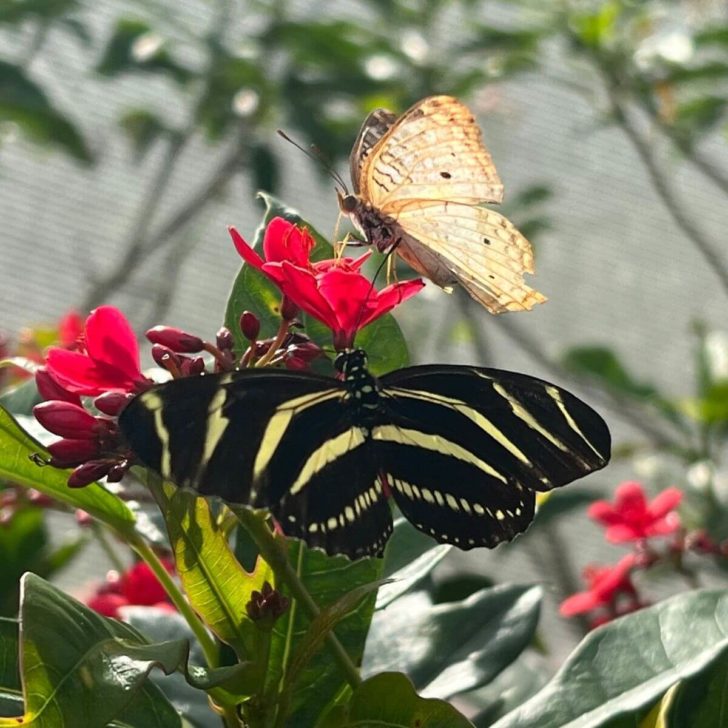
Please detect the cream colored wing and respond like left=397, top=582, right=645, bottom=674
left=395, top=202, right=547, bottom=314
left=359, top=95, right=504, bottom=212
left=350, top=108, right=397, bottom=195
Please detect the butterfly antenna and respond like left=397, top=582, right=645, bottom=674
left=276, top=130, right=349, bottom=194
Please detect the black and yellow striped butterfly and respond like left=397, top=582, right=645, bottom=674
left=119, top=349, right=610, bottom=559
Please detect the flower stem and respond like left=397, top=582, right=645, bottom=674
left=254, top=318, right=290, bottom=368
left=129, top=535, right=219, bottom=668
left=234, top=508, right=362, bottom=689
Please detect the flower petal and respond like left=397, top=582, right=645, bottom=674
left=587, top=499, right=621, bottom=525
left=274, top=262, right=337, bottom=328
left=648, top=486, right=683, bottom=519
left=559, top=590, right=602, bottom=616
left=263, top=217, right=315, bottom=267
left=45, top=348, right=137, bottom=395
left=84, top=306, right=142, bottom=382
left=357, top=279, right=425, bottom=329
left=229, top=226, right=266, bottom=269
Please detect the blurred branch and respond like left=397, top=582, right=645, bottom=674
left=585, top=54, right=728, bottom=300
left=654, top=119, right=728, bottom=198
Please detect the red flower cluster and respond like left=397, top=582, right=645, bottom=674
left=32, top=219, right=420, bottom=491
left=560, top=481, right=683, bottom=628
left=230, top=217, right=424, bottom=350
left=87, top=559, right=176, bottom=619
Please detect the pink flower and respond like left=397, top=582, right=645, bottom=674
left=230, top=218, right=424, bottom=349
left=560, top=553, right=639, bottom=618
left=588, top=481, right=682, bottom=543
left=44, top=306, right=148, bottom=395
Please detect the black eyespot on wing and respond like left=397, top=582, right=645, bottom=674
left=440, top=171, right=452, bottom=179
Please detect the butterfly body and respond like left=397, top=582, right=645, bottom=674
left=341, top=95, right=547, bottom=313
left=120, top=349, right=610, bottom=559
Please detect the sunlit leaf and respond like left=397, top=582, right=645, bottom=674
left=492, top=589, right=728, bottom=728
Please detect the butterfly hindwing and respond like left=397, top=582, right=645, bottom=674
left=394, top=203, right=547, bottom=313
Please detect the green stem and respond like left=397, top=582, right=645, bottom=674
left=130, top=535, right=219, bottom=667
left=235, top=509, right=362, bottom=690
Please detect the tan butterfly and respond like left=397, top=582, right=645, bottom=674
left=337, top=95, right=546, bottom=314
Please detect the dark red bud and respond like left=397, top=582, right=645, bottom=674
left=285, top=356, right=308, bottom=371
left=216, top=327, right=234, bottom=351
left=240, top=311, right=260, bottom=341
left=245, top=580, right=289, bottom=628
left=67, top=460, right=112, bottom=488
left=34, top=401, right=97, bottom=439
left=146, top=326, right=204, bottom=353
left=94, top=391, right=133, bottom=417
left=105, top=460, right=129, bottom=483
left=280, top=296, right=299, bottom=322
left=180, top=356, right=206, bottom=377
left=35, top=368, right=81, bottom=405
left=47, top=438, right=100, bottom=467
left=151, top=344, right=181, bottom=370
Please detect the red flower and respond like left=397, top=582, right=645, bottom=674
left=230, top=218, right=424, bottom=349
left=87, top=559, right=176, bottom=619
left=44, top=306, right=148, bottom=395
left=559, top=553, right=638, bottom=617
left=588, top=481, right=682, bottom=543
left=57, top=310, right=84, bottom=349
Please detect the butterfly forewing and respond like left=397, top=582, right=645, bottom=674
left=358, top=96, right=504, bottom=209
left=374, top=365, right=610, bottom=548
left=350, top=108, right=397, bottom=195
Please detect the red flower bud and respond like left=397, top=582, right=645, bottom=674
left=151, top=344, right=180, bottom=370
left=216, top=327, right=234, bottom=351
left=146, top=326, right=204, bottom=353
left=47, top=438, right=100, bottom=467
left=280, top=295, right=299, bottom=322
left=34, top=401, right=98, bottom=439
left=94, top=391, right=133, bottom=416
left=35, top=368, right=81, bottom=405
left=67, top=459, right=112, bottom=487
left=239, top=311, right=260, bottom=341
left=105, top=460, right=129, bottom=483
left=180, top=356, right=206, bottom=377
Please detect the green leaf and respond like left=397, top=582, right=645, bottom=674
left=0, top=507, right=46, bottom=616
left=526, top=488, right=597, bottom=529
left=0, top=405, right=136, bottom=535
left=250, top=142, right=280, bottom=194
left=119, top=108, right=171, bottom=160
left=96, top=19, right=192, bottom=85
left=0, top=618, right=20, bottom=693
left=157, top=486, right=273, bottom=658
left=0, top=60, right=92, bottom=163
left=267, top=539, right=383, bottom=727
left=666, top=655, right=728, bottom=728
left=340, top=672, right=473, bottom=727
left=492, top=588, right=728, bottom=728
left=0, top=573, right=181, bottom=727
left=364, top=584, right=542, bottom=699
left=0, top=0, right=80, bottom=24
left=673, top=96, right=727, bottom=135
left=377, top=518, right=450, bottom=608
left=0, top=377, right=40, bottom=416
